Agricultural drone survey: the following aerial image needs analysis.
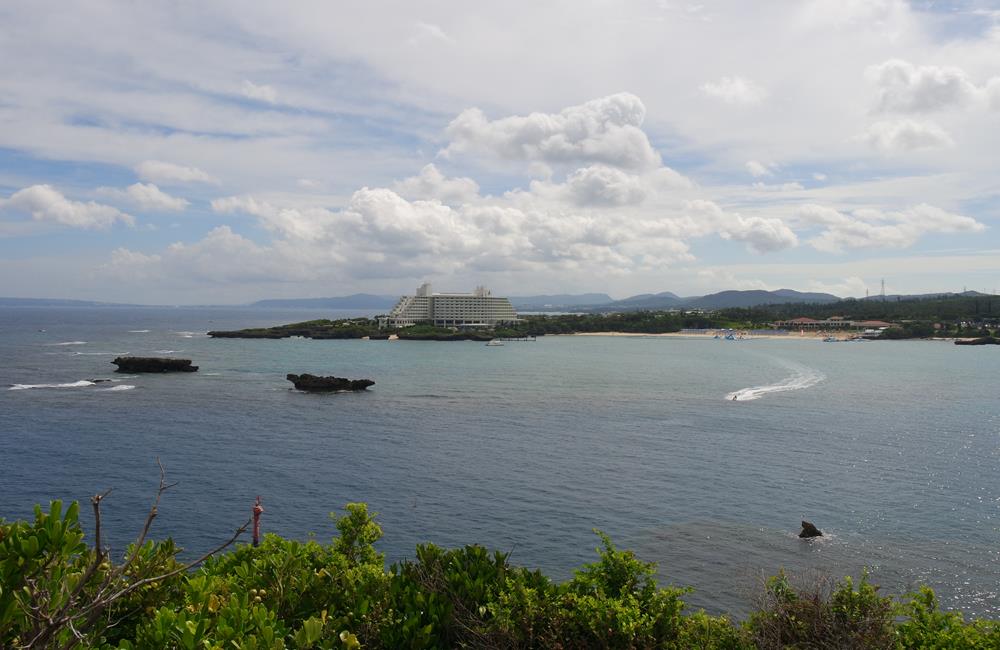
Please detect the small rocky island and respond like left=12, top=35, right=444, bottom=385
left=798, top=521, right=823, bottom=538
left=112, top=357, right=199, bottom=373
left=286, top=373, right=375, bottom=392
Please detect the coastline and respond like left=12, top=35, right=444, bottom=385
left=567, top=331, right=973, bottom=342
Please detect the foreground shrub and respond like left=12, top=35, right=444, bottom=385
left=3, top=497, right=998, bottom=649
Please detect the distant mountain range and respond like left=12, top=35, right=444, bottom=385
left=2, top=289, right=993, bottom=312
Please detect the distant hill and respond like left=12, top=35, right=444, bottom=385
left=249, top=294, right=398, bottom=310
left=590, top=289, right=840, bottom=312
left=859, top=290, right=991, bottom=302
left=685, top=289, right=840, bottom=310
left=510, top=293, right=614, bottom=309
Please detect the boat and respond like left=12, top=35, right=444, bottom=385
left=485, top=339, right=504, bottom=346
left=823, top=336, right=838, bottom=342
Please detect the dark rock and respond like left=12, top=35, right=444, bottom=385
left=286, top=373, right=374, bottom=392
left=798, top=521, right=823, bottom=538
left=112, top=357, right=198, bottom=373
left=955, top=336, right=999, bottom=346
left=368, top=332, right=391, bottom=340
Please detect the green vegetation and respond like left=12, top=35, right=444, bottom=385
left=3, top=500, right=998, bottom=649
left=394, top=325, right=494, bottom=341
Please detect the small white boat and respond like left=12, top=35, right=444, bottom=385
left=485, top=339, right=504, bottom=346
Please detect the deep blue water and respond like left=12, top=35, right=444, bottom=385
left=1, top=306, right=998, bottom=618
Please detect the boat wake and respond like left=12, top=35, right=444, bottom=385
left=9, top=380, right=96, bottom=391
left=726, top=361, right=825, bottom=402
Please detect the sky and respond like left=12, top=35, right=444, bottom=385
left=1, top=0, right=999, bottom=304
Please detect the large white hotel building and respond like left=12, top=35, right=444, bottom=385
left=381, top=283, right=519, bottom=328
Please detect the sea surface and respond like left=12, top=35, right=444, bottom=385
left=1, top=306, right=998, bottom=618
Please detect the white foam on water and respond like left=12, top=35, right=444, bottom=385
left=154, top=349, right=180, bottom=354
left=99, top=384, right=136, bottom=391
left=726, top=360, right=825, bottom=402
left=174, top=331, right=204, bottom=338
left=72, top=351, right=128, bottom=356
left=128, top=329, right=151, bottom=333
left=50, top=341, right=87, bottom=346
left=9, top=380, right=96, bottom=391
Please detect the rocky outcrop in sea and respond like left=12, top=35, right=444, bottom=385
left=112, top=357, right=199, bottom=373
left=286, top=373, right=375, bottom=392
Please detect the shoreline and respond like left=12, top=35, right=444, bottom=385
left=566, top=331, right=972, bottom=342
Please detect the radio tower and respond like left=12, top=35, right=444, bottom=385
left=880, top=278, right=886, bottom=302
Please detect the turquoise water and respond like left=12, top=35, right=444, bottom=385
left=1, top=307, right=998, bottom=617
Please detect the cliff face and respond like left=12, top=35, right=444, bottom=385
left=112, top=357, right=199, bottom=372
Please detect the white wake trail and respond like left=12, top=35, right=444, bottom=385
left=726, top=361, right=825, bottom=402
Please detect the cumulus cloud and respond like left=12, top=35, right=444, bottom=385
left=565, top=165, right=647, bottom=206
left=701, top=76, right=767, bottom=105
left=745, top=160, right=773, bottom=177
left=241, top=80, right=278, bottom=103
left=135, top=160, right=219, bottom=185
left=0, top=185, right=133, bottom=228
left=798, top=203, right=985, bottom=252
left=98, top=183, right=189, bottom=211
left=863, top=119, right=954, bottom=153
left=211, top=195, right=333, bottom=241
left=686, top=199, right=798, bottom=253
left=441, top=93, right=662, bottom=170
left=392, top=164, right=480, bottom=204
left=867, top=59, right=979, bottom=113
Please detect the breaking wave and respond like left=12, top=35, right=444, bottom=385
left=50, top=341, right=87, bottom=346
left=726, top=361, right=825, bottom=402
left=128, top=329, right=150, bottom=333
left=99, top=384, right=136, bottom=392
left=9, top=380, right=96, bottom=391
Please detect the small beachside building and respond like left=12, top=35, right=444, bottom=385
left=380, top=283, right=519, bottom=329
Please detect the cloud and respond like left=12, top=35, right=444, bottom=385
left=701, top=76, right=766, bottom=105
left=241, top=80, right=278, bottom=103
left=135, top=160, right=219, bottom=185
left=0, top=185, right=133, bottom=228
left=565, top=165, right=647, bottom=206
left=441, top=93, right=662, bottom=170
left=745, top=160, right=773, bottom=177
left=799, top=203, right=986, bottom=252
left=863, top=119, right=954, bottom=154
left=392, top=164, right=480, bottom=204
left=98, top=183, right=189, bottom=212
left=867, top=59, right=979, bottom=113
left=686, top=199, right=798, bottom=253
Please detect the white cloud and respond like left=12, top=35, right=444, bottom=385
left=863, top=119, right=954, bottom=154
left=752, top=181, right=805, bottom=192
left=701, top=76, right=767, bottom=105
left=745, top=160, right=773, bottom=177
left=135, top=160, right=219, bottom=185
left=812, top=172, right=827, bottom=181
left=867, top=59, right=979, bottom=113
left=98, top=183, right=189, bottom=212
left=799, top=203, right=986, bottom=252
left=392, top=164, right=480, bottom=205
left=441, top=93, right=662, bottom=170
left=686, top=199, right=798, bottom=253
left=241, top=80, right=278, bottom=104
left=565, top=165, right=647, bottom=206
left=211, top=195, right=333, bottom=241
left=0, top=185, right=133, bottom=228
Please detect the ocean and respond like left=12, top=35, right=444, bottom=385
left=1, top=306, right=997, bottom=618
